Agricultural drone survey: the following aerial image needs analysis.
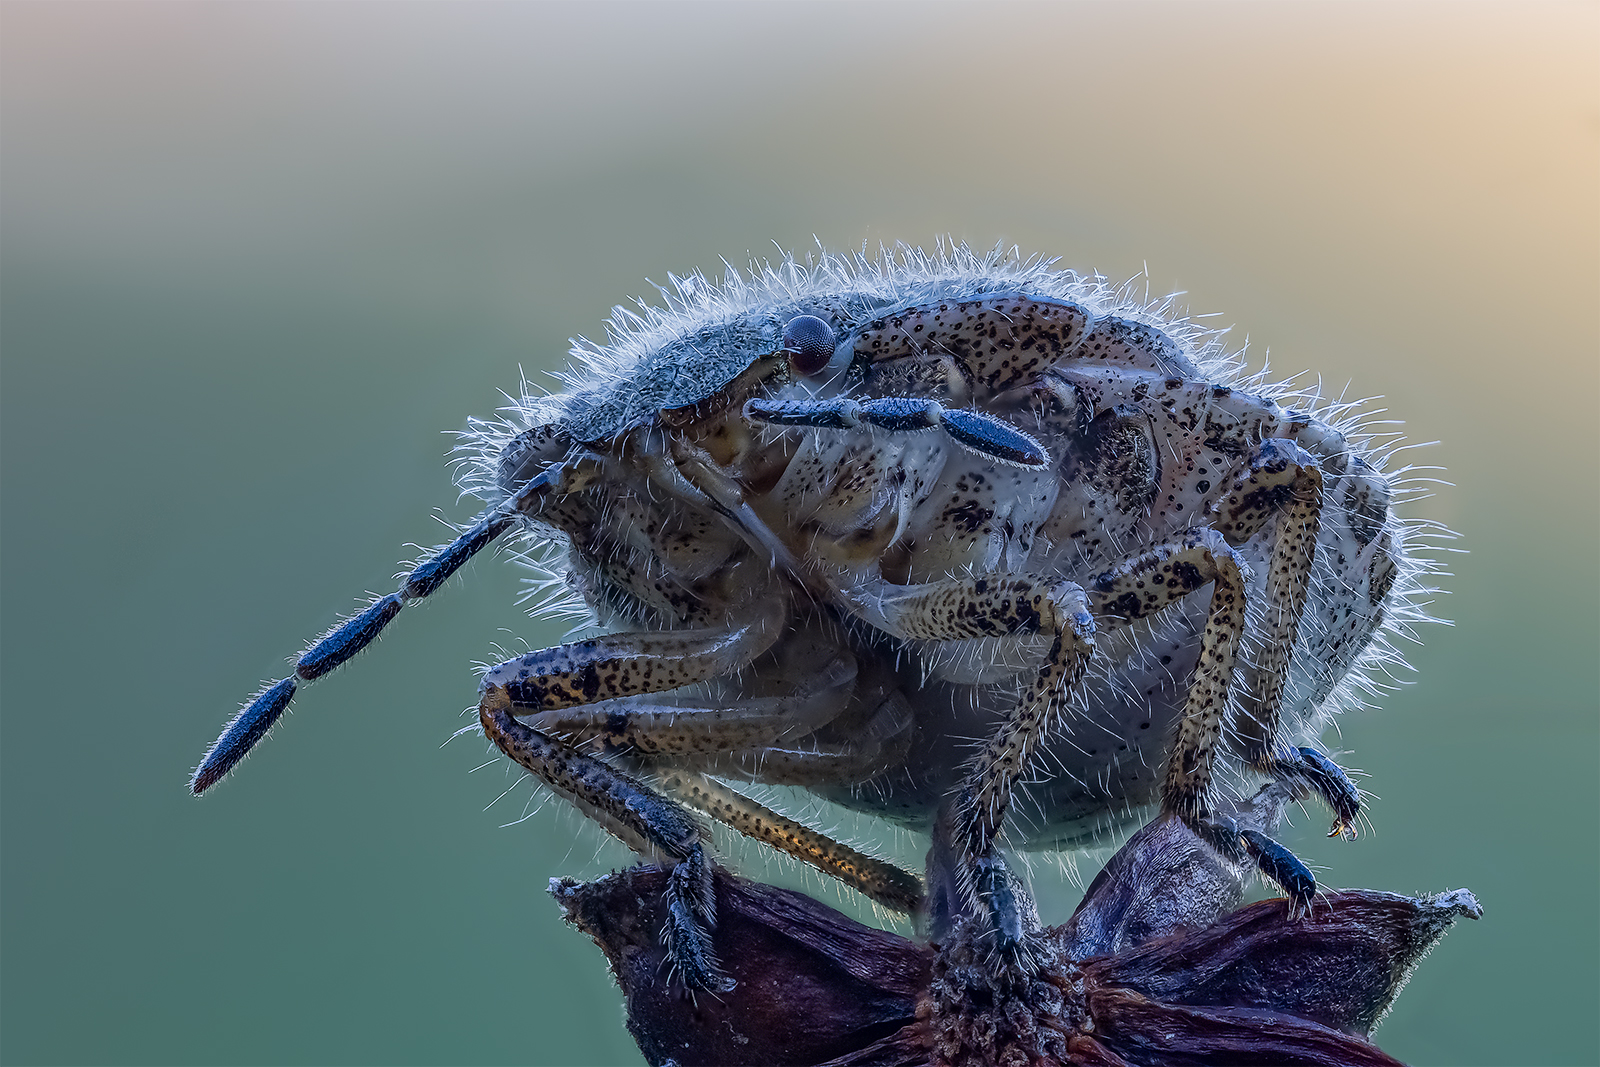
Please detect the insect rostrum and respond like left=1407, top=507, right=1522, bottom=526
left=195, top=243, right=1442, bottom=997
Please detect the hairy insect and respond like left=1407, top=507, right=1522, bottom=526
left=194, top=243, right=1442, bottom=990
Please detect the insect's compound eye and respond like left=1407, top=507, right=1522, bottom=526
left=781, top=315, right=838, bottom=377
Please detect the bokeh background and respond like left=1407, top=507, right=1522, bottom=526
left=3, top=3, right=1596, bottom=1064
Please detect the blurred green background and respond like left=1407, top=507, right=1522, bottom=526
left=3, top=4, right=1595, bottom=1064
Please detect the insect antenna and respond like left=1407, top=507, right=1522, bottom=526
left=190, top=504, right=523, bottom=795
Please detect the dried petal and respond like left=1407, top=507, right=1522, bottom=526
left=1084, top=889, right=1483, bottom=1039
left=553, top=866, right=930, bottom=1066
left=1083, top=987, right=1405, bottom=1067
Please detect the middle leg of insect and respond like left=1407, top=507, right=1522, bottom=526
left=843, top=574, right=1096, bottom=966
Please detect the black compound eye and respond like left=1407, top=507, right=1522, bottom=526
left=781, top=315, right=837, bottom=377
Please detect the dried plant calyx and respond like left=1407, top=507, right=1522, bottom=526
left=553, top=789, right=1479, bottom=1067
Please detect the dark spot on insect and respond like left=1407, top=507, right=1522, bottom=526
left=1204, top=435, right=1248, bottom=458
left=1241, top=484, right=1295, bottom=514
left=1170, top=562, right=1204, bottom=591
left=1160, top=655, right=1172, bottom=665
left=1113, top=592, right=1143, bottom=619
left=1140, top=721, right=1151, bottom=730
left=1345, top=475, right=1391, bottom=547
left=1196, top=479, right=1211, bottom=493
left=943, top=501, right=994, bottom=534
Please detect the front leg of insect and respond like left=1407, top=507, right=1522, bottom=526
left=482, top=614, right=926, bottom=924
left=478, top=700, right=731, bottom=990
left=472, top=590, right=798, bottom=991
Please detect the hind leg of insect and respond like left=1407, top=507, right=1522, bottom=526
left=842, top=575, right=1096, bottom=969
left=1087, top=441, right=1346, bottom=917
left=1210, top=440, right=1362, bottom=840
left=1081, top=527, right=1309, bottom=916
left=652, top=769, right=925, bottom=914
left=476, top=615, right=787, bottom=991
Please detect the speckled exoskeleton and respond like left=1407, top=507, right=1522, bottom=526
left=194, top=244, right=1440, bottom=989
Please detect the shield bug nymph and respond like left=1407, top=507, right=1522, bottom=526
left=194, top=242, right=1444, bottom=989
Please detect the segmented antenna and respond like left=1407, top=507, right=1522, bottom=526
left=190, top=507, right=519, bottom=794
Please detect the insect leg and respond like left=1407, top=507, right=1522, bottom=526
left=744, top=396, right=1049, bottom=468
left=526, top=642, right=923, bottom=912
left=191, top=458, right=593, bottom=794
left=1087, top=529, right=1248, bottom=828
left=654, top=769, right=924, bottom=914
left=1212, top=440, right=1361, bottom=838
left=1240, top=829, right=1317, bottom=921
left=523, top=644, right=857, bottom=756
left=479, top=593, right=784, bottom=712
left=844, top=575, right=1095, bottom=964
left=1088, top=527, right=1315, bottom=914
left=477, top=610, right=786, bottom=990
left=478, top=697, right=731, bottom=991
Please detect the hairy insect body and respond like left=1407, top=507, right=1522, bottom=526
left=489, top=288, right=1394, bottom=844
left=199, top=246, right=1433, bottom=990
